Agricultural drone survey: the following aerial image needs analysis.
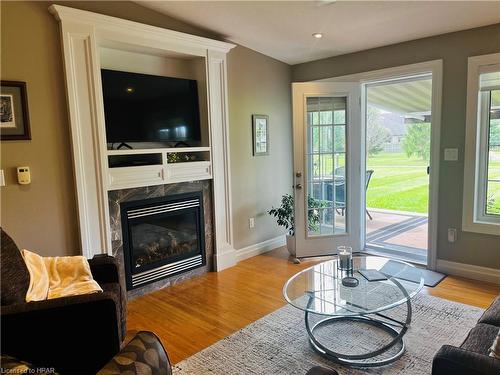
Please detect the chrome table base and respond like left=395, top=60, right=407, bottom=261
left=304, top=281, right=412, bottom=367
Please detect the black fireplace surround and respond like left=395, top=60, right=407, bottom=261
left=121, top=192, right=206, bottom=290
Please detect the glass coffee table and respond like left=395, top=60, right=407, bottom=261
left=283, top=256, right=424, bottom=367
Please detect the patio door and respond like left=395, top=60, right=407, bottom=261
left=363, top=74, right=434, bottom=265
left=292, top=82, right=362, bottom=257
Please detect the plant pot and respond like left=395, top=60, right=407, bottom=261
left=286, top=234, right=296, bottom=257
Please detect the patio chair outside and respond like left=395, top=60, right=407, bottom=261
left=332, top=168, right=374, bottom=220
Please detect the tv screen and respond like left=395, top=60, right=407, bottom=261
left=101, top=69, right=201, bottom=145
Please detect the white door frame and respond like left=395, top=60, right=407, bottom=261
left=317, top=60, right=443, bottom=270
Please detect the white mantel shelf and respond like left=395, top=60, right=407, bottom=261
left=50, top=5, right=237, bottom=271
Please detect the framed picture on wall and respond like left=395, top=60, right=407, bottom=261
left=252, top=114, right=269, bottom=156
left=1, top=81, right=31, bottom=141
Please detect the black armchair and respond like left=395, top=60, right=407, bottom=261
left=0, top=228, right=127, bottom=375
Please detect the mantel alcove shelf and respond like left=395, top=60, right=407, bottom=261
left=107, top=147, right=211, bottom=156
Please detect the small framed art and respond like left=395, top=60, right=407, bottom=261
left=252, top=114, right=269, bottom=156
left=1, top=81, right=31, bottom=141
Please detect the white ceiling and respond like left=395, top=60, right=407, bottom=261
left=137, top=1, right=500, bottom=65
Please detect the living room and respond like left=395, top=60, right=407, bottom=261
left=0, top=1, right=499, bottom=374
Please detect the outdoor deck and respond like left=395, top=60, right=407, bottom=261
left=365, top=208, right=428, bottom=264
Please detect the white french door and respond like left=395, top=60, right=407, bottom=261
left=292, top=82, right=363, bottom=257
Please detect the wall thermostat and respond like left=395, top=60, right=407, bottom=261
left=17, top=166, right=31, bottom=185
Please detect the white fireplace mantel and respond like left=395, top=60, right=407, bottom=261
left=49, top=5, right=237, bottom=271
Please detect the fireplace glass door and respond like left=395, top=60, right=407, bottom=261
left=130, top=210, right=199, bottom=270
left=121, top=192, right=205, bottom=290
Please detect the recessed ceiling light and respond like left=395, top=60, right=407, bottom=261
left=312, top=33, right=323, bottom=39
left=125, top=87, right=135, bottom=93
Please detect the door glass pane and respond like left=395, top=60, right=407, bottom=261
left=334, top=126, right=346, bottom=152
left=320, top=127, right=332, bottom=152
left=310, top=126, right=319, bottom=153
left=320, top=154, right=333, bottom=176
left=306, top=96, right=347, bottom=236
left=334, top=106, right=346, bottom=125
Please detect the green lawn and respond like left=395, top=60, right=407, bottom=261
left=366, top=152, right=500, bottom=214
left=366, top=153, right=430, bottom=214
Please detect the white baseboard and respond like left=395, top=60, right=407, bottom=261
left=236, top=235, right=286, bottom=262
left=436, top=259, right=500, bottom=284
left=213, top=246, right=237, bottom=271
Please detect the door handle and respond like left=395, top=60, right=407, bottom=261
left=295, top=171, right=303, bottom=190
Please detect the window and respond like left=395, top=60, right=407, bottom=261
left=463, top=54, right=500, bottom=235
left=483, top=86, right=500, bottom=216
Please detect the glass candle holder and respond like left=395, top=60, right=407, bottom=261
left=338, top=245, right=353, bottom=271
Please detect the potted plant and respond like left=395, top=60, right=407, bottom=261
left=268, top=194, right=325, bottom=258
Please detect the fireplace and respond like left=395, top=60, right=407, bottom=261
left=120, top=192, right=206, bottom=290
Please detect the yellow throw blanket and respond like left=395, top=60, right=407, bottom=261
left=21, top=249, right=103, bottom=302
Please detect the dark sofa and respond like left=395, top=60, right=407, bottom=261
left=0, top=228, right=127, bottom=374
left=432, top=295, right=500, bottom=375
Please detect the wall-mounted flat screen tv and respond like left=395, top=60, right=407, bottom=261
left=101, top=69, right=201, bottom=146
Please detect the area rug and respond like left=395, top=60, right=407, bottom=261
left=173, top=294, right=483, bottom=374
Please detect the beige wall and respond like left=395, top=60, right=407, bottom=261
left=227, top=47, right=292, bottom=250
left=293, top=24, right=500, bottom=269
left=0, top=1, right=293, bottom=256
left=1, top=1, right=78, bottom=256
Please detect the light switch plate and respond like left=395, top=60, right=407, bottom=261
left=444, top=148, right=459, bottom=161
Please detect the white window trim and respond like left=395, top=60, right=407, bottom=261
left=462, top=53, right=500, bottom=236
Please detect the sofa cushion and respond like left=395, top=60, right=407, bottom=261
left=0, top=228, right=30, bottom=305
left=460, top=323, right=499, bottom=355
left=478, top=295, right=500, bottom=327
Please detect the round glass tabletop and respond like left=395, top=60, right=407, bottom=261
left=283, top=256, right=424, bottom=316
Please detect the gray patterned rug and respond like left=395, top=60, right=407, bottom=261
left=173, top=294, right=483, bottom=374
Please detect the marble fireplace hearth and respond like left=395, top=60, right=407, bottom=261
left=108, top=180, right=214, bottom=299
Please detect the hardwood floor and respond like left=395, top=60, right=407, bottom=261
left=127, top=247, right=499, bottom=364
